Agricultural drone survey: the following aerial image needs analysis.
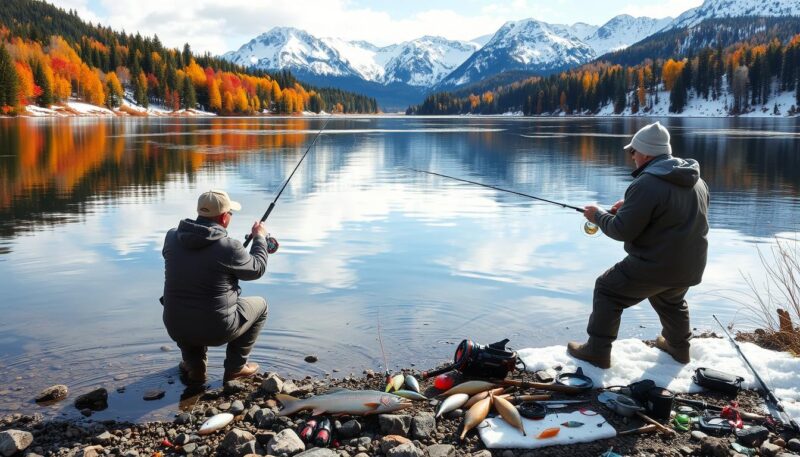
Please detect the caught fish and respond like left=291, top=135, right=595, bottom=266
left=436, top=393, right=469, bottom=418
left=460, top=396, right=492, bottom=440
left=198, top=413, right=234, bottom=435
left=277, top=390, right=412, bottom=416
left=441, top=381, right=497, bottom=397
left=405, top=375, right=421, bottom=393
left=393, top=390, right=428, bottom=401
left=561, top=421, right=584, bottom=428
left=464, top=388, right=505, bottom=409
left=493, top=394, right=526, bottom=436
left=536, top=427, right=561, bottom=439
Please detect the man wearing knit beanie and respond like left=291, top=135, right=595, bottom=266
left=568, top=121, right=710, bottom=369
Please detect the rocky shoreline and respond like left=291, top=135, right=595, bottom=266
left=2, top=366, right=799, bottom=457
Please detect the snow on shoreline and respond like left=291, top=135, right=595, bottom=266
left=19, top=99, right=217, bottom=118
left=519, top=337, right=800, bottom=423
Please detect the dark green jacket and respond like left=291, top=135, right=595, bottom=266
left=162, top=218, right=268, bottom=341
left=595, top=155, right=709, bottom=287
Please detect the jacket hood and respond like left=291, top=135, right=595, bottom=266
left=176, top=218, right=227, bottom=249
left=634, top=154, right=700, bottom=187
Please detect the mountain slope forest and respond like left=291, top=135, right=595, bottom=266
left=408, top=18, right=800, bottom=116
left=0, top=0, right=377, bottom=115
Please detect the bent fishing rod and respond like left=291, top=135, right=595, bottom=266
left=408, top=168, right=586, bottom=213
left=243, top=115, right=332, bottom=248
left=713, top=314, right=800, bottom=433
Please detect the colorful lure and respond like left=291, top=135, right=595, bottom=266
left=560, top=421, right=584, bottom=428
left=536, top=427, right=561, bottom=439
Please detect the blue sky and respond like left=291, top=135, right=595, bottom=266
left=49, top=0, right=703, bottom=54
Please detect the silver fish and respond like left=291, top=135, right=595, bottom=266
left=276, top=390, right=412, bottom=416
left=198, top=413, right=234, bottom=435
left=405, top=375, right=421, bottom=393
left=393, top=390, right=428, bottom=401
left=436, top=393, right=469, bottom=418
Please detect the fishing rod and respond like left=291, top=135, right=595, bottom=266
left=712, top=314, right=800, bottom=433
left=408, top=168, right=602, bottom=236
left=243, top=115, right=332, bottom=248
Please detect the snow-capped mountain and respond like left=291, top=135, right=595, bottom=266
left=584, top=15, right=673, bottom=56
left=223, top=27, right=478, bottom=87
left=437, top=19, right=595, bottom=88
left=666, top=0, right=800, bottom=29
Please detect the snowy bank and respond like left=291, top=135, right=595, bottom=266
left=21, top=99, right=216, bottom=118
left=519, top=337, right=800, bottom=422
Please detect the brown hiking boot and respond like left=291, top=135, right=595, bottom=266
left=179, top=361, right=207, bottom=385
left=223, top=362, right=259, bottom=382
left=655, top=335, right=690, bottom=364
left=567, top=341, right=611, bottom=369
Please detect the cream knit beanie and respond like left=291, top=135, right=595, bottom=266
left=623, top=121, right=672, bottom=156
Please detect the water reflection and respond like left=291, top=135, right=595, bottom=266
left=0, top=116, right=797, bottom=421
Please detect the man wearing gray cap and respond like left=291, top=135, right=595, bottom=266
left=162, top=189, right=269, bottom=383
left=568, top=122, right=709, bottom=369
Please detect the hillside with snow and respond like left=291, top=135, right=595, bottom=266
left=666, top=0, right=800, bottom=29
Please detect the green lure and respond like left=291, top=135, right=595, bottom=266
left=560, top=421, right=585, bottom=428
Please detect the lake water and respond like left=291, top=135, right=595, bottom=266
left=0, top=116, right=798, bottom=422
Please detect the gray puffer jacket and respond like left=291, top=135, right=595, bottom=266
left=595, top=154, right=710, bottom=287
left=162, top=218, right=268, bottom=340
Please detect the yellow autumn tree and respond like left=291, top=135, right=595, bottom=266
left=207, top=77, right=222, bottom=111
left=662, top=59, right=686, bottom=91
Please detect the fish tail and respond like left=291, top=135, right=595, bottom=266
left=276, top=393, right=302, bottom=416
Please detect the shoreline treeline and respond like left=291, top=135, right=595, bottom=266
left=408, top=28, right=800, bottom=116
left=0, top=0, right=377, bottom=115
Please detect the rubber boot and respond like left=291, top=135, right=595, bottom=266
left=655, top=335, right=690, bottom=364
left=567, top=339, right=611, bottom=369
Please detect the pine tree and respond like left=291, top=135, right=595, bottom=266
left=31, top=60, right=53, bottom=107
left=0, top=45, right=18, bottom=111
left=181, top=77, right=196, bottom=109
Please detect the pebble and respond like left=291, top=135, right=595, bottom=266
left=220, top=429, right=255, bottom=454
left=691, top=430, right=708, bottom=441
left=34, top=385, right=69, bottom=404
left=143, top=389, right=165, bottom=401
left=700, top=437, right=729, bottom=457
left=74, top=388, right=108, bottom=411
left=0, top=429, right=34, bottom=457
left=261, top=376, right=284, bottom=394
left=304, top=355, right=318, bottom=363
left=266, top=429, right=305, bottom=456
left=379, top=415, right=412, bottom=436
left=386, top=442, right=423, bottom=457
left=411, top=413, right=435, bottom=440
left=338, top=419, right=362, bottom=439
left=427, top=444, right=456, bottom=457
left=761, top=442, right=784, bottom=457
left=218, top=402, right=231, bottom=411
left=175, top=413, right=194, bottom=425
left=223, top=381, right=247, bottom=395
left=230, top=400, right=245, bottom=415
left=113, top=374, right=129, bottom=381
left=380, top=435, right=411, bottom=454
left=182, top=442, right=198, bottom=454
left=160, top=346, right=172, bottom=352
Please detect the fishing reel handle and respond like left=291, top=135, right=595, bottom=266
left=242, top=233, right=279, bottom=254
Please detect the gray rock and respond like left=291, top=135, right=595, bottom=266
left=471, top=452, right=492, bottom=457
left=281, top=380, right=299, bottom=395
left=0, top=430, right=34, bottom=457
left=261, top=376, right=284, bottom=395
left=142, top=390, right=165, bottom=401
left=777, top=454, right=800, bottom=457
left=254, top=409, right=276, bottom=429
left=678, top=446, right=694, bottom=456
left=501, top=451, right=514, bottom=457
left=93, top=432, right=114, bottom=446
left=387, top=443, right=423, bottom=457
left=121, top=450, right=139, bottom=457
left=175, top=413, right=194, bottom=425
left=35, top=385, right=69, bottom=404
left=789, top=439, right=800, bottom=453
left=181, top=443, right=197, bottom=455
left=244, top=405, right=260, bottom=422
left=411, top=413, right=435, bottom=440
left=204, top=407, right=219, bottom=417
left=230, top=400, right=245, bottom=415
left=223, top=381, right=247, bottom=395
left=534, top=370, right=554, bottom=383
left=266, top=429, right=305, bottom=456
left=761, top=442, right=784, bottom=457
left=220, top=429, right=255, bottom=455
left=74, top=388, right=108, bottom=411
left=160, top=345, right=172, bottom=351
left=195, top=445, right=209, bottom=456
left=691, top=430, right=708, bottom=441
left=174, top=434, right=197, bottom=446
left=304, top=355, right=318, bottom=363
left=235, top=440, right=259, bottom=457
left=426, top=444, right=455, bottom=457
left=337, top=420, right=361, bottom=439
left=700, top=437, right=728, bottom=457
left=353, top=454, right=370, bottom=457
left=80, top=446, right=103, bottom=457
left=296, top=449, right=338, bottom=457
left=379, top=415, right=412, bottom=436
left=380, top=436, right=411, bottom=454
left=219, top=402, right=232, bottom=411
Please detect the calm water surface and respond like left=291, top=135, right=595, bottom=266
left=0, top=116, right=798, bottom=421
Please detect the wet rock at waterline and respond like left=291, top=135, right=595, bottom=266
left=34, top=385, right=68, bottom=404
left=73, top=388, right=108, bottom=411
left=0, top=430, right=34, bottom=457
left=142, top=389, right=165, bottom=401
left=304, top=355, right=318, bottom=363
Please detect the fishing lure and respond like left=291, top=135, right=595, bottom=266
left=536, top=427, right=560, bottom=439
left=560, top=421, right=584, bottom=428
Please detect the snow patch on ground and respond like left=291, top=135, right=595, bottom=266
left=519, top=337, right=800, bottom=423
left=66, top=101, right=115, bottom=116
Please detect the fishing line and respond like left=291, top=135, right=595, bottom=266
left=243, top=115, right=333, bottom=248
left=376, top=306, right=391, bottom=382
